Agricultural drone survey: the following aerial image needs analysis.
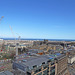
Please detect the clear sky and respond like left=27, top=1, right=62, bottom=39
left=0, top=0, right=75, bottom=39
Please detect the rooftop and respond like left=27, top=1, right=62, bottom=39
left=0, top=71, right=13, bottom=75
left=14, top=53, right=65, bottom=70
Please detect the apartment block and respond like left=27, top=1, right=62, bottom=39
left=13, top=53, right=68, bottom=75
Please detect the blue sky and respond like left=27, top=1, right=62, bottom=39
left=0, top=0, right=75, bottom=39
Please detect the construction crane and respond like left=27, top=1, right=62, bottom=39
left=0, top=16, right=4, bottom=23
left=63, top=41, right=67, bottom=50
left=0, top=16, right=4, bottom=39
left=9, top=25, right=18, bottom=59
left=16, top=33, right=21, bottom=42
left=9, top=25, right=16, bottom=43
left=0, top=16, right=4, bottom=52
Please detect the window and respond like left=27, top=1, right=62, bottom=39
left=44, top=66, right=48, bottom=69
left=47, top=60, right=51, bottom=63
left=42, top=62, right=45, bottom=64
left=51, top=62, right=54, bottom=65
left=50, top=71, right=55, bottom=75
left=39, top=69, right=41, bottom=71
left=35, top=69, right=39, bottom=73
left=43, top=69, right=48, bottom=75
left=33, top=65, right=37, bottom=68
left=51, top=66, right=55, bottom=70
left=37, top=72, right=42, bottom=75
left=27, top=72, right=31, bottom=75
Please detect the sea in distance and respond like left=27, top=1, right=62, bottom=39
left=1, top=38, right=75, bottom=42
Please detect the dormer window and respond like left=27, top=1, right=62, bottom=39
left=42, top=62, right=45, bottom=64
left=47, top=60, right=51, bottom=63
left=33, top=65, right=37, bottom=68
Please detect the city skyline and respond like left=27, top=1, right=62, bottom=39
left=0, top=0, right=75, bottom=39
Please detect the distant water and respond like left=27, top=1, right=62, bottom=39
left=1, top=38, right=75, bottom=41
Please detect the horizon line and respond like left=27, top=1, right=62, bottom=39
left=0, top=37, right=75, bottom=40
